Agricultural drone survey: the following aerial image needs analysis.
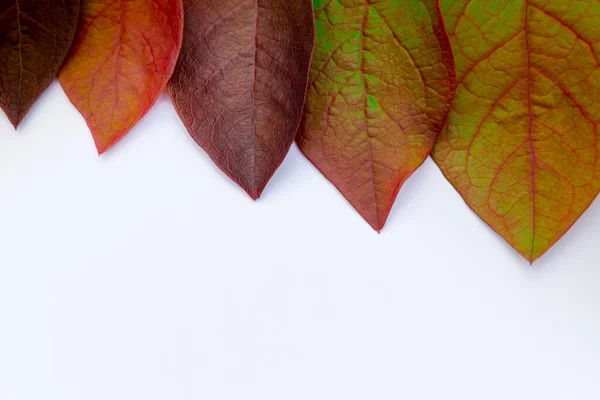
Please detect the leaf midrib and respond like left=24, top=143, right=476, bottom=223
left=250, top=0, right=259, bottom=195
left=524, top=0, right=537, bottom=261
left=16, top=0, right=22, bottom=121
left=358, top=0, right=381, bottom=229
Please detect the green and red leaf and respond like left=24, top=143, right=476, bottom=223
left=297, top=0, right=456, bottom=231
left=169, top=0, right=315, bottom=199
left=433, top=0, right=600, bottom=262
left=59, top=0, right=184, bottom=154
left=0, top=0, right=79, bottom=127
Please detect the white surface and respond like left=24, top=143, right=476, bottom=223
left=0, top=82, right=599, bottom=400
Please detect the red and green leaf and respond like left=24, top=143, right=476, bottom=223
left=59, top=0, right=184, bottom=154
left=433, top=0, right=600, bottom=262
left=0, top=0, right=79, bottom=127
left=168, top=0, right=315, bottom=199
left=297, top=0, right=456, bottom=231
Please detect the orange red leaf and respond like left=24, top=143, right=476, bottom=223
left=59, top=0, right=183, bottom=154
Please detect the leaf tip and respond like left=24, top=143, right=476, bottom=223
left=94, top=135, right=118, bottom=156
left=96, top=144, right=109, bottom=156
left=527, top=252, right=543, bottom=265
left=513, top=243, right=542, bottom=265
left=365, top=218, right=384, bottom=234
left=6, top=113, right=21, bottom=129
left=240, top=179, right=269, bottom=201
left=246, top=187, right=263, bottom=201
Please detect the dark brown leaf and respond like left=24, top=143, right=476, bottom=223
left=0, top=0, right=79, bottom=127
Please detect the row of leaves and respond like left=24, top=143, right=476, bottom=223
left=1, top=0, right=597, bottom=264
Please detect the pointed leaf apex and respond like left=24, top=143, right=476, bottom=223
left=169, top=0, right=314, bottom=197
left=248, top=190, right=261, bottom=201
left=59, top=0, right=184, bottom=154
left=297, top=0, right=454, bottom=232
left=433, top=0, right=600, bottom=262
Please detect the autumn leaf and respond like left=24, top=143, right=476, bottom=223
left=433, top=0, right=600, bottom=262
left=169, top=0, right=315, bottom=200
left=297, top=0, right=455, bottom=231
left=59, top=0, right=184, bottom=154
left=0, top=0, right=79, bottom=128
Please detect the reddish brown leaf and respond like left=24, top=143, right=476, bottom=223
left=0, top=0, right=79, bottom=127
left=296, top=0, right=456, bottom=231
left=169, top=0, right=315, bottom=199
left=59, top=0, right=184, bottom=154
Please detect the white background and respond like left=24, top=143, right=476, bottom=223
left=1, top=82, right=599, bottom=400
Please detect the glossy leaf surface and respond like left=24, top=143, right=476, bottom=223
left=0, top=0, right=79, bottom=127
left=169, top=0, right=315, bottom=199
left=59, top=0, right=184, bottom=154
left=297, top=0, right=455, bottom=231
left=433, top=0, right=600, bottom=262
